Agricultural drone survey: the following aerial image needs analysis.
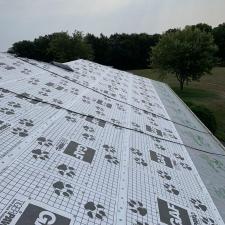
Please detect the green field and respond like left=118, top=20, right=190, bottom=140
left=130, top=67, right=225, bottom=142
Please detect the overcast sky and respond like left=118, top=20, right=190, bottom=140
left=0, top=0, right=225, bottom=51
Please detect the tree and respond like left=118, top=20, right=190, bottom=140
left=85, top=33, right=111, bottom=65
left=190, top=23, right=212, bottom=33
left=47, top=31, right=93, bottom=62
left=8, top=31, right=93, bottom=62
left=85, top=32, right=160, bottom=69
left=151, top=27, right=217, bottom=90
left=8, top=40, right=36, bottom=59
left=213, top=23, right=225, bottom=64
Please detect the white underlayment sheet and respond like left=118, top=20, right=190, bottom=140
left=0, top=53, right=223, bottom=225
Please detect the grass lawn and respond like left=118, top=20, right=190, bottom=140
left=129, top=67, right=225, bottom=142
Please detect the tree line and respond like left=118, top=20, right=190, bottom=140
left=8, top=23, right=225, bottom=70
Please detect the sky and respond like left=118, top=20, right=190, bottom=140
left=0, top=0, right=225, bottom=51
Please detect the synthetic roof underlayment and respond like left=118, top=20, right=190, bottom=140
left=0, top=53, right=225, bottom=225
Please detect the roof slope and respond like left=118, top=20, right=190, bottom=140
left=0, top=52, right=224, bottom=225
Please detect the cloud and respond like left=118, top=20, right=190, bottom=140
left=0, top=0, right=225, bottom=51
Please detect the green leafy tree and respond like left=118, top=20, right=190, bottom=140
left=213, top=23, right=225, bottom=64
left=8, top=40, right=36, bottom=58
left=8, top=31, right=93, bottom=63
left=190, top=23, right=212, bottom=33
left=46, top=31, right=93, bottom=62
left=151, top=27, right=217, bottom=90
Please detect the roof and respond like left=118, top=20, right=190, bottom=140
left=0, top=52, right=224, bottom=225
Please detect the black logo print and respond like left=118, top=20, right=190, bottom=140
left=146, top=125, right=163, bottom=137
left=202, top=217, right=215, bottom=225
left=119, top=93, right=127, bottom=100
left=82, top=133, right=95, bottom=141
left=21, top=68, right=31, bottom=74
left=116, top=103, right=125, bottom=111
left=6, top=65, right=16, bottom=70
left=57, top=164, right=75, bottom=177
left=157, top=170, right=171, bottom=180
left=85, top=116, right=106, bottom=128
left=15, top=203, right=71, bottom=225
left=53, top=181, right=73, bottom=197
left=82, top=125, right=95, bottom=141
left=56, top=140, right=66, bottom=151
left=70, top=88, right=79, bottom=95
left=164, top=131, right=178, bottom=140
left=134, top=221, right=150, bottom=225
left=53, top=99, right=63, bottom=105
left=134, top=158, right=147, bottom=166
left=45, top=82, right=65, bottom=91
left=11, top=127, right=28, bottom=137
left=180, top=162, right=192, bottom=171
left=158, top=198, right=191, bottom=225
left=102, top=89, right=116, bottom=97
left=45, top=82, right=55, bottom=87
left=83, top=125, right=94, bottom=133
left=95, top=106, right=105, bottom=116
left=16, top=93, right=40, bottom=104
left=164, top=183, right=179, bottom=195
left=19, top=119, right=34, bottom=127
left=150, top=151, right=173, bottom=168
left=39, top=88, right=51, bottom=96
left=128, top=200, right=147, bottom=216
left=50, top=105, right=61, bottom=110
left=37, top=137, right=53, bottom=147
left=0, top=107, right=15, bottom=115
left=103, top=144, right=119, bottom=165
left=96, top=99, right=112, bottom=109
left=104, top=155, right=119, bottom=165
left=111, top=118, right=121, bottom=125
left=190, top=198, right=207, bottom=212
left=65, top=115, right=77, bottom=123
left=174, top=153, right=184, bottom=161
left=155, top=143, right=166, bottom=151
left=0, top=62, right=15, bottom=70
left=147, top=116, right=158, bottom=126
left=102, top=144, right=116, bottom=153
left=82, top=80, right=89, bottom=86
left=59, top=79, right=69, bottom=86
left=55, top=85, right=65, bottom=91
left=165, top=128, right=173, bottom=134
left=130, top=148, right=147, bottom=166
left=82, top=96, right=91, bottom=104
left=8, top=101, right=21, bottom=108
left=65, top=112, right=77, bottom=123
left=84, top=202, right=106, bottom=220
left=131, top=122, right=141, bottom=131
left=152, top=137, right=161, bottom=143
left=64, top=141, right=95, bottom=163
left=32, top=149, right=49, bottom=160
left=28, top=77, right=39, bottom=85
left=0, top=120, right=11, bottom=131
left=13, top=60, right=23, bottom=66
left=132, top=107, right=142, bottom=115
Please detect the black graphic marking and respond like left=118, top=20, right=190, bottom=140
left=57, top=164, right=75, bottom=177
left=190, top=198, right=207, bottom=212
left=32, top=149, right=49, bottom=160
left=64, top=141, right=95, bottom=163
left=53, top=181, right=73, bottom=198
left=150, top=151, right=173, bottom=168
left=128, top=200, right=147, bottom=216
left=15, top=203, right=71, bottom=225
left=84, top=202, right=106, bottom=220
left=158, top=198, right=191, bottom=225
